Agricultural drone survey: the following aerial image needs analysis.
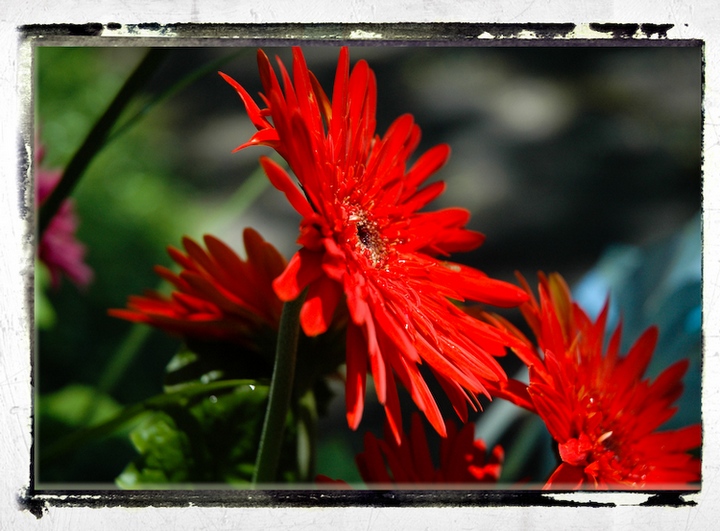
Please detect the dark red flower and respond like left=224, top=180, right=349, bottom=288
left=357, top=412, right=503, bottom=485
left=318, top=412, right=503, bottom=486
left=220, top=48, right=528, bottom=441
left=109, top=228, right=285, bottom=352
left=484, top=272, right=701, bottom=489
left=36, top=145, right=93, bottom=289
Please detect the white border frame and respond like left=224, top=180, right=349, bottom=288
left=2, top=2, right=718, bottom=529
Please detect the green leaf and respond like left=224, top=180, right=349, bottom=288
left=164, top=349, right=219, bottom=392
left=116, top=383, right=300, bottom=488
left=39, top=384, right=123, bottom=427
left=163, top=346, right=273, bottom=392
left=116, top=412, right=193, bottom=488
left=36, top=384, right=135, bottom=485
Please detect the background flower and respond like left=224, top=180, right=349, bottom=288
left=320, top=412, right=503, bottom=486
left=109, top=228, right=346, bottom=396
left=359, top=413, right=503, bottom=485
left=109, top=228, right=285, bottom=350
left=36, top=144, right=93, bottom=289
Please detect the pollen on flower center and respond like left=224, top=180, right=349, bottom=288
left=347, top=211, right=387, bottom=268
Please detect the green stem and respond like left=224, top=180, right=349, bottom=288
left=38, top=48, right=168, bottom=237
left=296, top=390, right=318, bottom=482
left=107, top=49, right=251, bottom=144
left=203, top=160, right=272, bottom=231
left=77, top=324, right=151, bottom=427
left=252, top=290, right=307, bottom=485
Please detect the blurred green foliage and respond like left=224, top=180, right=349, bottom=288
left=116, top=384, right=299, bottom=488
left=35, top=47, right=206, bottom=485
left=36, top=383, right=136, bottom=484
left=35, top=263, right=55, bottom=330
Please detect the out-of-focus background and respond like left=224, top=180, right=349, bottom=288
left=35, top=44, right=701, bottom=487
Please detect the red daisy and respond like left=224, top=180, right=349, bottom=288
left=356, top=412, right=503, bottom=486
left=36, top=143, right=93, bottom=289
left=109, top=228, right=285, bottom=353
left=484, top=272, right=701, bottom=489
left=220, top=47, right=528, bottom=441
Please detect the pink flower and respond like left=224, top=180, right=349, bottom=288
left=36, top=145, right=93, bottom=289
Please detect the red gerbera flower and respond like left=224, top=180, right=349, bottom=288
left=36, top=144, right=93, bottom=289
left=356, top=412, right=503, bottom=486
left=220, top=47, right=528, bottom=441
left=485, top=272, right=701, bottom=489
left=109, top=228, right=285, bottom=352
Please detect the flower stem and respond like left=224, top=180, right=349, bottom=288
left=296, top=389, right=318, bottom=482
left=107, top=49, right=252, bottom=144
left=253, top=290, right=307, bottom=485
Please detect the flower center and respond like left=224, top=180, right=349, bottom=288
left=569, top=394, right=650, bottom=486
left=347, top=210, right=387, bottom=267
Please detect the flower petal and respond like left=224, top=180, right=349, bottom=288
left=259, top=156, right=314, bottom=218
left=272, top=248, right=324, bottom=302
left=300, top=275, right=343, bottom=337
left=345, top=322, right=368, bottom=431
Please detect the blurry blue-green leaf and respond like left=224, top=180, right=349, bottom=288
left=163, top=350, right=218, bottom=393
left=573, top=212, right=701, bottom=428
left=497, top=414, right=555, bottom=485
left=474, top=378, right=556, bottom=485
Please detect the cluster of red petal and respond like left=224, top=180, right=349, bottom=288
left=486, top=272, right=701, bottom=489
left=355, top=413, right=503, bottom=485
left=36, top=145, right=93, bottom=289
left=220, top=47, right=528, bottom=441
left=109, top=228, right=286, bottom=351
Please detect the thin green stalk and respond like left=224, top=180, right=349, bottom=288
left=202, top=160, right=273, bottom=231
left=296, top=390, right=318, bottom=482
left=498, top=415, right=547, bottom=483
left=252, top=290, right=308, bottom=485
left=77, top=324, right=151, bottom=427
left=38, top=48, right=168, bottom=237
left=107, top=49, right=250, bottom=144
